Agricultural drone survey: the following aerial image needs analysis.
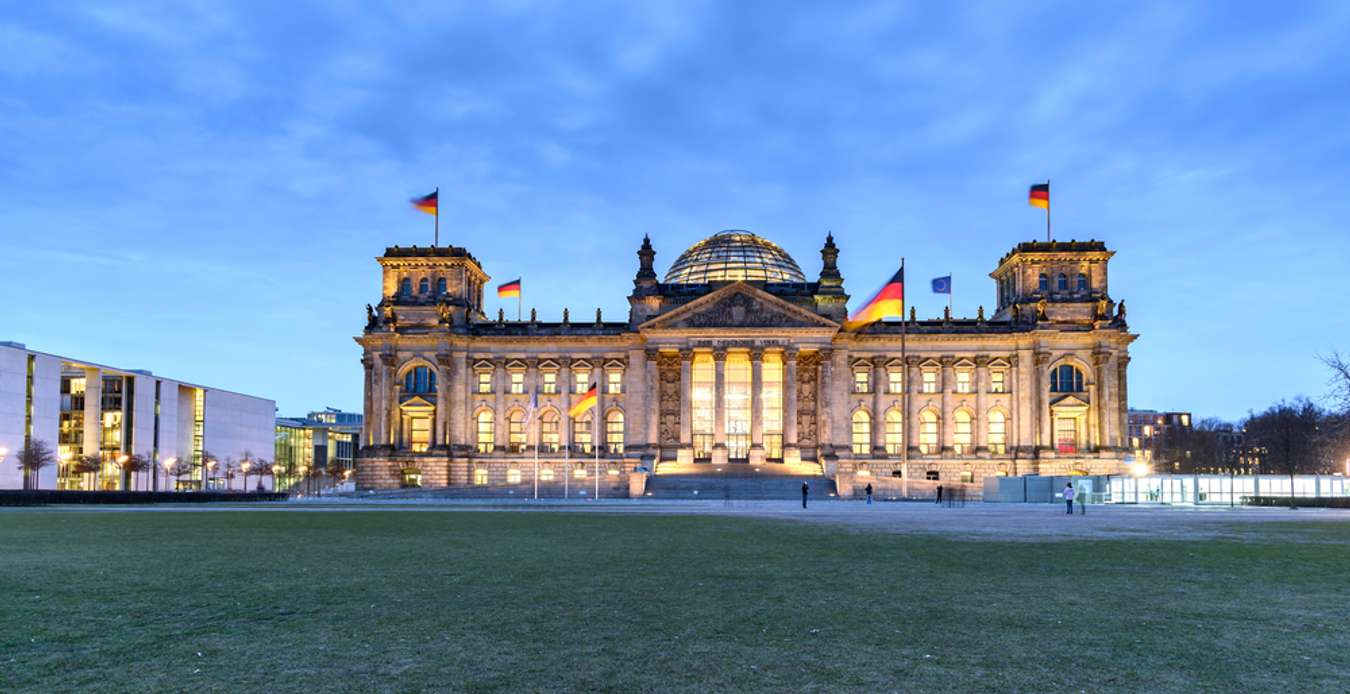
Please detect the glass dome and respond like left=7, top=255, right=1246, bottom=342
left=664, top=230, right=806, bottom=284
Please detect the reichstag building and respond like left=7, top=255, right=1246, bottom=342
left=355, top=230, right=1135, bottom=495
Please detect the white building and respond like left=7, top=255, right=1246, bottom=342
left=0, top=342, right=275, bottom=491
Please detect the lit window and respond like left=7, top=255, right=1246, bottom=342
left=540, top=467, right=555, bottom=482
left=574, top=369, right=591, bottom=394
left=473, top=467, right=489, bottom=485
left=476, top=411, right=494, bottom=453
left=884, top=409, right=903, bottom=455
left=541, top=412, right=560, bottom=453
left=573, top=412, right=593, bottom=454
left=762, top=353, right=783, bottom=460
left=887, top=369, right=903, bottom=394
left=409, top=416, right=430, bottom=453
left=1056, top=417, right=1079, bottom=453
left=401, top=469, right=422, bottom=488
left=476, top=370, right=492, bottom=394
left=508, top=410, right=526, bottom=453
left=542, top=371, right=558, bottom=394
left=1076, top=273, right=1088, bottom=292
left=1049, top=365, right=1084, bottom=393
left=606, top=410, right=624, bottom=454
left=955, top=369, right=972, bottom=394
left=851, top=410, right=871, bottom=455
left=960, top=471, right=974, bottom=484
left=509, top=371, right=525, bottom=394
left=922, top=370, right=938, bottom=393
left=919, top=410, right=939, bottom=455
left=988, top=410, right=1007, bottom=454
left=606, top=368, right=623, bottom=395
left=953, top=410, right=972, bottom=454
left=573, top=465, right=587, bottom=479
left=853, top=368, right=870, bottom=394
left=507, top=468, right=522, bottom=484
left=990, top=370, right=1007, bottom=394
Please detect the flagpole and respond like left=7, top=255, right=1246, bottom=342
left=533, top=409, right=540, bottom=501
left=594, top=409, right=600, bottom=500
left=1045, top=179, right=1051, bottom=242
left=948, top=270, right=953, bottom=316
left=900, top=257, right=909, bottom=500
left=564, top=437, right=570, bottom=500
left=434, top=186, right=439, bottom=247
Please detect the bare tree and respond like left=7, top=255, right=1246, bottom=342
left=1243, top=398, right=1328, bottom=508
left=167, top=458, right=195, bottom=490
left=15, top=439, right=57, bottom=490
left=254, top=461, right=274, bottom=492
left=1323, top=351, right=1350, bottom=413
left=73, top=454, right=103, bottom=490
left=121, top=453, right=150, bottom=491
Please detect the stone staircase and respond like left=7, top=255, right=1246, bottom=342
left=646, top=462, right=833, bottom=500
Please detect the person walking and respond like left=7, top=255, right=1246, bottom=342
left=865, top=482, right=874, bottom=505
left=801, top=481, right=809, bottom=509
left=936, top=484, right=943, bottom=505
left=1063, top=482, right=1076, bottom=515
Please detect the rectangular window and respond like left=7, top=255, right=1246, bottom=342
left=989, top=415, right=1007, bottom=455
left=509, top=371, right=525, bottom=394
left=1056, top=417, right=1079, bottom=453
left=990, top=370, right=1007, bottom=393
left=922, top=370, right=938, bottom=393
left=853, top=369, right=870, bottom=394
left=477, top=371, right=492, bottom=394
left=410, top=416, right=430, bottom=453
left=541, top=417, right=560, bottom=453
left=955, top=370, right=972, bottom=394
left=507, top=468, right=522, bottom=484
left=851, top=417, right=870, bottom=455
left=574, top=369, right=591, bottom=394
left=725, top=355, right=750, bottom=460
left=919, top=417, right=939, bottom=454
left=762, top=354, right=783, bottom=460
left=691, top=355, right=714, bottom=459
left=954, top=415, right=972, bottom=454
left=573, top=416, right=593, bottom=454
left=508, top=416, right=526, bottom=453
left=476, top=416, right=493, bottom=453
left=606, top=368, right=623, bottom=395
left=542, top=371, right=558, bottom=394
left=925, top=470, right=939, bottom=481
left=887, top=369, right=903, bottom=394
left=473, top=467, right=489, bottom=485
left=960, top=471, right=974, bottom=484
left=606, top=416, right=625, bottom=455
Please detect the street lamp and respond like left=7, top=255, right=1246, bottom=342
left=163, top=457, right=177, bottom=491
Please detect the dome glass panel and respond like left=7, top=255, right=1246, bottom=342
left=664, top=230, right=806, bottom=284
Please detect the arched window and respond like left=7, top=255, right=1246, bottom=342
left=1056, top=273, right=1068, bottom=291
left=402, top=366, right=437, bottom=394
left=1049, top=364, right=1084, bottom=393
left=507, top=410, right=526, bottom=453
left=851, top=410, right=871, bottom=456
left=573, top=412, right=593, bottom=454
left=399, top=277, right=412, bottom=296
left=418, top=277, right=430, bottom=295
left=953, top=409, right=973, bottom=454
left=1038, top=273, right=1049, bottom=291
left=540, top=411, right=560, bottom=453
left=1076, top=273, right=1089, bottom=292
left=884, top=409, right=903, bottom=456
left=605, top=410, right=624, bottom=454
left=919, top=410, right=939, bottom=455
left=436, top=277, right=447, bottom=296
left=475, top=411, right=494, bottom=453
left=988, top=410, right=1007, bottom=454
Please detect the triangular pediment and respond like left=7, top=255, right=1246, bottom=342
left=640, top=283, right=839, bottom=331
left=1049, top=394, right=1090, bottom=409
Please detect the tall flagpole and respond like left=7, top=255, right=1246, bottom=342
left=594, top=409, right=601, bottom=500
left=434, top=187, right=440, bottom=247
left=900, top=257, right=909, bottom=499
left=533, top=411, right=540, bottom=501
left=1045, top=179, right=1051, bottom=242
left=564, top=436, right=570, bottom=500
left=948, top=270, right=953, bottom=316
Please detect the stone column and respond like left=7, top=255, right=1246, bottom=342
left=817, top=348, right=833, bottom=455
left=436, top=353, right=454, bottom=448
left=380, top=353, right=398, bottom=448
left=712, top=348, right=728, bottom=464
left=1036, top=353, right=1052, bottom=453
left=82, top=367, right=102, bottom=458
left=1086, top=360, right=1100, bottom=452
left=974, top=356, right=989, bottom=452
left=560, top=358, right=573, bottom=450
left=1094, top=351, right=1113, bottom=449
left=493, top=358, right=505, bottom=451
left=595, top=357, right=606, bottom=453
left=783, top=348, right=799, bottom=464
left=360, top=355, right=374, bottom=447
left=456, top=352, right=471, bottom=449
left=678, top=349, right=693, bottom=464
left=1117, top=356, right=1131, bottom=450
left=645, top=349, right=660, bottom=456
left=526, top=358, right=539, bottom=447
left=905, top=356, right=920, bottom=457
left=750, top=348, right=765, bottom=465
left=940, top=356, right=954, bottom=454
left=871, top=355, right=886, bottom=457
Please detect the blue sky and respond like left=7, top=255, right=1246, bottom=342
left=3, top=2, right=1348, bottom=420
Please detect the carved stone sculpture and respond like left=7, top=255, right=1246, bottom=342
left=796, top=351, right=821, bottom=446
left=658, top=353, right=681, bottom=446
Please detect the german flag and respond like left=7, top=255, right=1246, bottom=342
left=1029, top=182, right=1050, bottom=209
left=568, top=383, right=598, bottom=418
left=845, top=266, right=904, bottom=330
left=411, top=190, right=438, bottom=215
left=497, top=278, right=521, bottom=298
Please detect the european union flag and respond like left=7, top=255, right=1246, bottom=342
left=931, top=275, right=952, bottom=294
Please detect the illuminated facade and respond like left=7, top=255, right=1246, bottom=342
left=356, top=231, right=1136, bottom=495
left=0, top=342, right=275, bottom=491
left=275, top=408, right=362, bottom=490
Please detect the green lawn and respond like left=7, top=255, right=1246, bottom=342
left=1, top=509, right=1347, bottom=692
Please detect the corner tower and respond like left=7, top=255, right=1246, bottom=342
left=990, top=240, right=1119, bottom=325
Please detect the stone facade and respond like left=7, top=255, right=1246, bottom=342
left=355, top=233, right=1136, bottom=492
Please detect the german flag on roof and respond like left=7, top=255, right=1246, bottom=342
left=568, top=383, right=598, bottom=418
left=845, top=266, right=904, bottom=330
left=411, top=190, right=438, bottom=215
left=497, top=278, right=521, bottom=299
left=1028, top=182, right=1049, bottom=209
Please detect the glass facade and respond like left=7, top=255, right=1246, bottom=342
left=724, top=354, right=750, bottom=460
left=762, top=353, right=783, bottom=460
left=663, top=230, right=807, bottom=284
left=691, top=355, right=714, bottom=459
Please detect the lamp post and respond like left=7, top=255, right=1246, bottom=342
left=162, top=457, right=177, bottom=491
left=241, top=461, right=252, bottom=493
left=297, top=465, right=309, bottom=496
left=206, top=459, right=218, bottom=491
left=116, top=454, right=129, bottom=491
left=59, top=451, right=73, bottom=490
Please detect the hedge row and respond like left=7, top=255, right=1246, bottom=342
left=0, top=490, right=289, bottom=506
left=1243, top=496, right=1350, bottom=509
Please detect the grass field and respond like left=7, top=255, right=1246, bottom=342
left=1, top=508, right=1347, bottom=692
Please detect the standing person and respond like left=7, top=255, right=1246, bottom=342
left=1063, top=482, right=1076, bottom=515
left=936, top=484, right=943, bottom=505
left=801, top=481, right=809, bottom=509
left=865, top=482, right=874, bottom=505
